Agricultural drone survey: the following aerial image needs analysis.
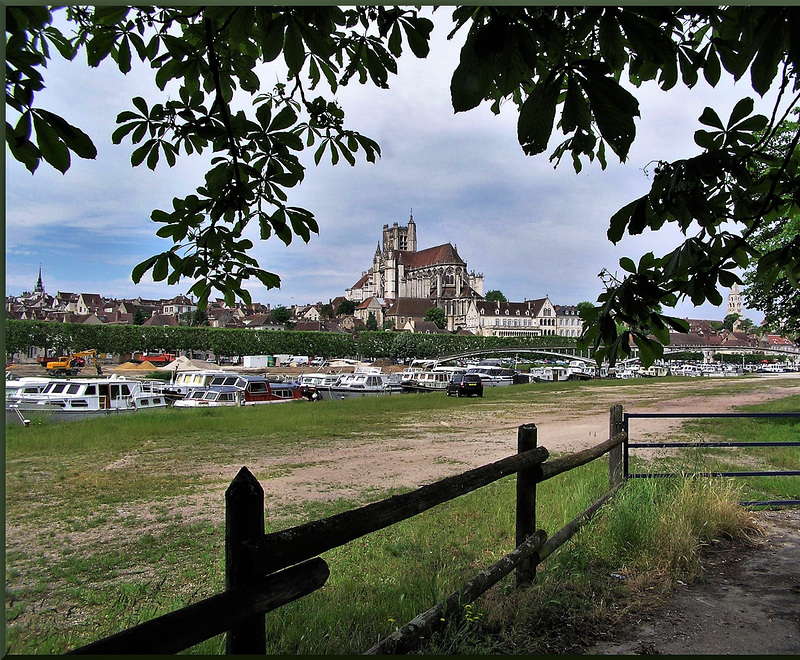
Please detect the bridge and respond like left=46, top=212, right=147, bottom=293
left=433, top=346, right=596, bottom=366
left=432, top=342, right=798, bottom=367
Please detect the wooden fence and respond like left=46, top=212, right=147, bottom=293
left=68, top=405, right=627, bottom=655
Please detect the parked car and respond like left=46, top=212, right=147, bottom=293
left=446, top=373, right=484, bottom=397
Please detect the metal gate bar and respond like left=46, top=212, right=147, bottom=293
left=623, top=411, right=800, bottom=507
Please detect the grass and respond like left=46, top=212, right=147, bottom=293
left=5, top=376, right=795, bottom=654
left=627, top=395, right=800, bottom=504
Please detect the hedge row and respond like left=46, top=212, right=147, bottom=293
left=4, top=320, right=577, bottom=362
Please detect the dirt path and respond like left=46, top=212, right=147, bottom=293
left=244, top=374, right=800, bottom=512
left=585, top=508, right=800, bottom=655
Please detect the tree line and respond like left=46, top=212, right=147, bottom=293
left=4, top=320, right=574, bottom=363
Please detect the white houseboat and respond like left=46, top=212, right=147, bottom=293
left=317, top=367, right=403, bottom=400
left=6, top=375, right=169, bottom=426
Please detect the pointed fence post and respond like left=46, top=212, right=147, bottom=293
left=226, top=466, right=266, bottom=654
left=609, top=405, right=624, bottom=487
left=515, top=423, right=538, bottom=586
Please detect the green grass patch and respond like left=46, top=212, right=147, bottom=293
left=628, top=395, right=800, bottom=505
left=5, top=378, right=791, bottom=654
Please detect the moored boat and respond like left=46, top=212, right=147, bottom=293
left=317, top=367, right=402, bottom=400
left=465, top=365, right=517, bottom=386
left=6, top=375, right=169, bottom=426
left=172, top=375, right=304, bottom=407
left=161, top=370, right=231, bottom=401
left=401, top=370, right=452, bottom=393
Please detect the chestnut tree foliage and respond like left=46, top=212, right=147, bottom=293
left=6, top=6, right=800, bottom=364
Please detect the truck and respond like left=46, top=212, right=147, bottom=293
left=133, top=353, right=176, bottom=366
left=40, top=349, right=103, bottom=377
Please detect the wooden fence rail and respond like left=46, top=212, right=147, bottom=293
left=68, top=405, right=627, bottom=655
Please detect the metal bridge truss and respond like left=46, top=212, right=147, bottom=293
left=433, top=347, right=595, bottom=366
left=433, top=343, right=798, bottom=368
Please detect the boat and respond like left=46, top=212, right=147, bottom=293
left=465, top=365, right=517, bottom=387
left=529, top=366, right=570, bottom=382
left=161, top=370, right=232, bottom=401
left=401, top=370, right=452, bottom=393
left=316, top=367, right=403, bottom=400
left=172, top=375, right=305, bottom=407
left=297, top=373, right=341, bottom=401
left=5, top=375, right=52, bottom=400
left=6, top=375, right=169, bottom=426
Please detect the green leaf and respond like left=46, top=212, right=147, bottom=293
left=132, top=255, right=160, bottom=284
left=580, top=70, right=639, bottom=160
left=750, top=22, right=785, bottom=95
left=269, top=106, right=297, bottom=132
left=703, top=45, right=721, bottom=86
left=401, top=17, right=433, bottom=58
left=152, top=255, right=169, bottom=282
left=698, top=107, right=724, bottom=129
left=32, top=114, right=69, bottom=173
left=283, top=21, right=305, bottom=75
left=450, top=36, right=492, bottom=113
left=131, top=142, right=151, bottom=167
left=517, top=76, right=561, bottom=156
left=694, top=129, right=724, bottom=151
left=608, top=197, right=644, bottom=243
left=727, top=97, right=754, bottom=129
left=35, top=109, right=97, bottom=160
left=117, top=35, right=132, bottom=74
left=561, top=75, right=591, bottom=134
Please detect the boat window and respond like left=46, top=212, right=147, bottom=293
left=67, top=384, right=82, bottom=394
left=109, top=384, right=132, bottom=398
left=49, top=383, right=68, bottom=394
left=219, top=393, right=235, bottom=402
left=70, top=400, right=89, bottom=408
left=84, top=385, right=96, bottom=395
left=249, top=382, right=267, bottom=393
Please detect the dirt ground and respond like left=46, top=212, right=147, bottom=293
left=585, top=508, right=800, bottom=655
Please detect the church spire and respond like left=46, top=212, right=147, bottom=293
left=34, top=264, right=44, bottom=294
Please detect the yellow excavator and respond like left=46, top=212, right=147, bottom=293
left=43, top=350, right=103, bottom=377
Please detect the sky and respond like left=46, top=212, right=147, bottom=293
left=5, top=8, right=781, bottom=323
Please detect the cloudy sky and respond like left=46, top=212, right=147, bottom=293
left=5, top=8, right=778, bottom=322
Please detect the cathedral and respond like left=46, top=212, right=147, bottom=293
left=345, top=215, right=485, bottom=329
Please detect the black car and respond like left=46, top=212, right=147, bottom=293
left=446, top=373, right=483, bottom=397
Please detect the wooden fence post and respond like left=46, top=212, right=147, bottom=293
left=226, top=466, right=266, bottom=654
left=516, top=423, right=538, bottom=586
left=609, top=405, right=624, bottom=488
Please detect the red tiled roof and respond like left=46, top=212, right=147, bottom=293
left=394, top=243, right=464, bottom=268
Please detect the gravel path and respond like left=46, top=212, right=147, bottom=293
left=586, top=508, right=800, bottom=655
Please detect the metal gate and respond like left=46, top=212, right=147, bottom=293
left=623, top=412, right=800, bottom=506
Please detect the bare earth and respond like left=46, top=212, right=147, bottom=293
left=586, top=508, right=800, bottom=655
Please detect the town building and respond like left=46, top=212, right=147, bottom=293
left=473, top=298, right=558, bottom=337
